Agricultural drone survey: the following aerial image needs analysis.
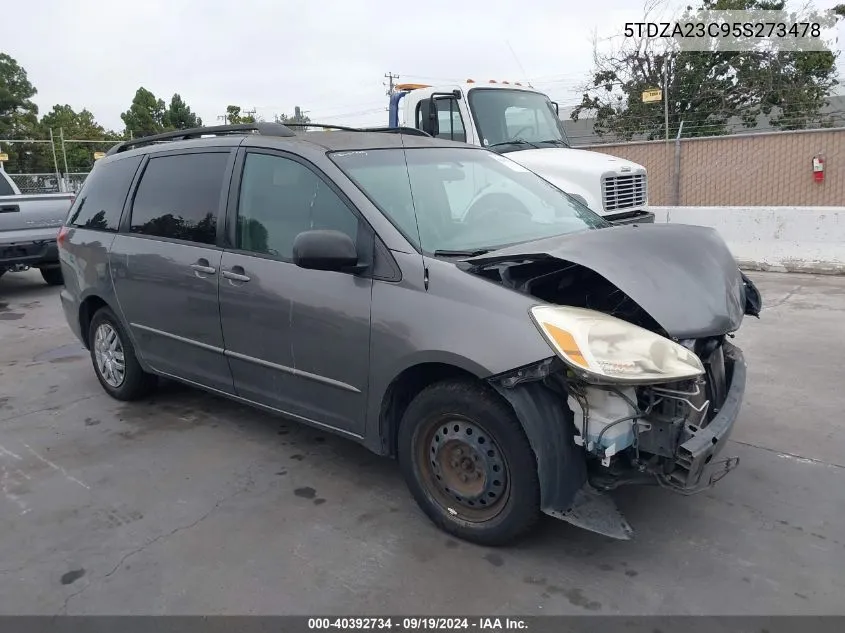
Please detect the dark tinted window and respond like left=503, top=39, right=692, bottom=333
left=236, top=152, right=358, bottom=259
left=0, top=174, right=15, bottom=196
left=67, top=156, right=141, bottom=231
left=130, top=152, right=229, bottom=244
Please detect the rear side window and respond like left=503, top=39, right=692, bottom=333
left=129, top=152, right=229, bottom=245
left=67, top=156, right=142, bottom=231
left=0, top=174, right=15, bottom=196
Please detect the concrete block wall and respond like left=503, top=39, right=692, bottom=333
left=652, top=206, right=845, bottom=275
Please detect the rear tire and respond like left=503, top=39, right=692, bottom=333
left=88, top=306, right=157, bottom=401
left=397, top=380, right=541, bottom=546
left=40, top=267, right=63, bottom=286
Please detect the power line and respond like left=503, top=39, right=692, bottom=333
left=384, top=72, right=400, bottom=96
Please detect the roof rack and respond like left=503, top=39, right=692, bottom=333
left=361, top=126, right=432, bottom=137
left=281, top=122, right=355, bottom=131
left=105, top=122, right=296, bottom=156
left=282, top=122, right=431, bottom=137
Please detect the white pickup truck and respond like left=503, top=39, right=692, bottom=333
left=388, top=81, right=653, bottom=224
left=0, top=169, right=74, bottom=285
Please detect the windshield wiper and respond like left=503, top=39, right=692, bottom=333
left=433, top=248, right=492, bottom=258
left=487, top=138, right=541, bottom=150
left=537, top=138, right=570, bottom=148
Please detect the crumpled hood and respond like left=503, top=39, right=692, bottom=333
left=465, top=223, right=749, bottom=339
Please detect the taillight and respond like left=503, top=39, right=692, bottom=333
left=57, top=226, right=70, bottom=248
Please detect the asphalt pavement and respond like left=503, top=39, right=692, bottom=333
left=0, top=268, right=843, bottom=615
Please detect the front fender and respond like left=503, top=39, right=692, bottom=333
left=490, top=379, right=586, bottom=516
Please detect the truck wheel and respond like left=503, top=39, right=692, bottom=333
left=88, top=306, right=157, bottom=401
left=40, top=267, right=64, bottom=286
left=397, top=380, right=541, bottom=546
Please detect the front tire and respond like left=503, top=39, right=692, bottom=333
left=88, top=306, right=157, bottom=401
left=40, top=266, right=63, bottom=286
left=398, top=380, right=541, bottom=546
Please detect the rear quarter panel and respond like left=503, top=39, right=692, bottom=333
left=58, top=227, right=119, bottom=344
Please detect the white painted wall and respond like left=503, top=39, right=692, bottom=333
left=651, top=207, right=845, bottom=275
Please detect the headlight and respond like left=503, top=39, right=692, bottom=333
left=530, top=305, right=704, bottom=384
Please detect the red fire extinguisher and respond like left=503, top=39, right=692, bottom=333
left=812, top=154, right=825, bottom=183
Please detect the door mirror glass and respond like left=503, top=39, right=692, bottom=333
left=423, top=99, right=440, bottom=137
left=292, top=229, right=360, bottom=272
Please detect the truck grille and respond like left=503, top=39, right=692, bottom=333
left=602, top=174, right=646, bottom=211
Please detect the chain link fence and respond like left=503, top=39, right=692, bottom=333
left=581, top=126, right=845, bottom=206
left=0, top=130, right=122, bottom=194
left=6, top=173, right=62, bottom=194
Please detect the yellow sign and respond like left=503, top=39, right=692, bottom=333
left=642, top=89, right=663, bottom=103
left=93, top=151, right=106, bottom=160
left=0, top=153, right=8, bottom=162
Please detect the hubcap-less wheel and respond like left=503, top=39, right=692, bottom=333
left=94, top=323, right=126, bottom=388
left=418, top=416, right=511, bottom=522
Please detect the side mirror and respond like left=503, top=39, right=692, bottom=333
left=292, top=230, right=362, bottom=272
left=422, top=99, right=440, bottom=137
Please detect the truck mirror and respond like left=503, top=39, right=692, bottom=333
left=423, top=99, right=440, bottom=137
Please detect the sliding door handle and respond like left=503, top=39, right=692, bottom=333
left=222, top=270, right=251, bottom=282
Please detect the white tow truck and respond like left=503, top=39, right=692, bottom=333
left=387, top=81, right=653, bottom=224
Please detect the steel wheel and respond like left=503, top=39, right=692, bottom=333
left=416, top=414, right=511, bottom=523
left=93, top=322, right=126, bottom=388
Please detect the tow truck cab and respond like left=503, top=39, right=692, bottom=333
left=388, top=81, right=653, bottom=225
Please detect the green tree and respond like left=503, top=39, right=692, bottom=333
left=40, top=104, right=113, bottom=172
left=571, top=0, right=842, bottom=140
left=275, top=107, right=311, bottom=128
left=163, top=93, right=202, bottom=130
left=121, top=87, right=166, bottom=138
left=225, top=105, right=255, bottom=124
left=0, top=53, right=41, bottom=172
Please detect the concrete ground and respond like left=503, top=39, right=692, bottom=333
left=0, top=269, right=843, bottom=616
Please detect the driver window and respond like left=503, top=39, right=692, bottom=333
left=236, top=152, right=359, bottom=260
left=415, top=98, right=467, bottom=142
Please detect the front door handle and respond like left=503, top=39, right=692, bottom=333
left=190, top=259, right=217, bottom=275
left=222, top=267, right=250, bottom=283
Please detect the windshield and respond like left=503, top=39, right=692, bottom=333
left=330, top=147, right=607, bottom=255
left=468, top=88, right=570, bottom=149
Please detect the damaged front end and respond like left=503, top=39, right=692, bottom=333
left=473, top=224, right=760, bottom=540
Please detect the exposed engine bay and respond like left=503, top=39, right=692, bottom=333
left=465, top=231, right=761, bottom=538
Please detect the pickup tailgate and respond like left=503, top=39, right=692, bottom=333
left=0, top=194, right=74, bottom=245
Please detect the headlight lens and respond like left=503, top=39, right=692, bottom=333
left=530, top=305, right=705, bottom=384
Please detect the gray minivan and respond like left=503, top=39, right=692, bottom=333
left=58, top=122, right=761, bottom=545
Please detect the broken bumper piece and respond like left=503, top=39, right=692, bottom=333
left=555, top=342, right=747, bottom=539
left=665, top=341, right=746, bottom=492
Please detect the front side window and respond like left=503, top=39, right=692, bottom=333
left=332, top=147, right=607, bottom=254
left=236, top=152, right=359, bottom=260
left=415, top=98, right=467, bottom=142
left=468, top=88, right=569, bottom=148
left=130, top=152, right=229, bottom=245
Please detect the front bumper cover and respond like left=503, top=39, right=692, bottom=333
left=669, top=340, right=746, bottom=490
left=492, top=340, right=746, bottom=540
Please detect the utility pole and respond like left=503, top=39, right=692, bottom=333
left=384, top=72, right=399, bottom=96
left=243, top=107, right=257, bottom=121
left=218, top=113, right=229, bottom=125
